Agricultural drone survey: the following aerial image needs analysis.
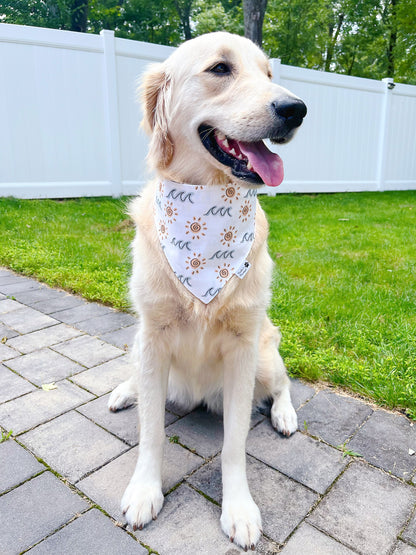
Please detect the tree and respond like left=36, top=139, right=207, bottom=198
left=243, top=0, right=267, bottom=46
left=70, top=0, right=88, bottom=31
left=1, top=0, right=415, bottom=84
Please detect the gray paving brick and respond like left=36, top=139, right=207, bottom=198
left=281, top=523, right=356, bottom=554
left=187, top=454, right=318, bottom=543
left=78, top=394, right=139, bottom=446
left=297, top=390, right=373, bottom=446
left=70, top=354, right=132, bottom=395
left=0, top=306, right=58, bottom=334
left=0, top=298, right=24, bottom=314
left=0, top=270, right=34, bottom=283
left=308, top=462, right=416, bottom=555
left=348, top=410, right=416, bottom=479
left=50, top=302, right=114, bottom=325
left=247, top=421, right=348, bottom=494
left=5, top=347, right=85, bottom=385
left=0, top=439, right=44, bottom=492
left=0, top=292, right=5, bottom=299
left=393, top=542, right=416, bottom=554
left=75, top=311, right=137, bottom=336
left=0, top=363, right=36, bottom=403
left=52, top=335, right=124, bottom=367
left=165, top=399, right=193, bottom=417
left=136, top=482, right=276, bottom=554
left=27, top=508, right=147, bottom=554
left=0, top=322, right=19, bottom=339
left=78, top=440, right=203, bottom=520
left=101, top=324, right=137, bottom=351
left=11, top=287, right=72, bottom=306
left=32, top=292, right=86, bottom=314
left=10, top=287, right=83, bottom=312
left=402, top=512, right=416, bottom=546
left=0, top=279, right=46, bottom=295
left=77, top=394, right=178, bottom=446
left=6, top=323, right=82, bottom=354
left=166, top=406, right=224, bottom=458
left=290, top=379, right=316, bottom=410
left=0, top=472, right=88, bottom=554
left=0, top=273, right=44, bottom=295
left=0, top=380, right=93, bottom=434
left=21, top=411, right=129, bottom=482
left=0, top=341, right=20, bottom=361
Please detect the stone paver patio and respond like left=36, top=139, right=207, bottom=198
left=0, top=267, right=415, bottom=554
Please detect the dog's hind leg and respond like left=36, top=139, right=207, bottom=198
left=108, top=331, right=139, bottom=412
left=255, top=317, right=298, bottom=436
left=108, top=376, right=137, bottom=412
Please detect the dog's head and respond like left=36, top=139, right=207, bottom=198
left=141, top=32, right=306, bottom=187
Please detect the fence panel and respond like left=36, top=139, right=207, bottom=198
left=0, top=23, right=415, bottom=198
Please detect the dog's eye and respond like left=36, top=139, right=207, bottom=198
left=209, top=62, right=231, bottom=75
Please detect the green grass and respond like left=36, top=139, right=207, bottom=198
left=262, top=191, right=416, bottom=419
left=0, top=192, right=415, bottom=418
left=0, top=197, right=134, bottom=309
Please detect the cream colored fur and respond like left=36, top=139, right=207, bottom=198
left=108, top=31, right=301, bottom=550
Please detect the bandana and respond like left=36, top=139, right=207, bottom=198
left=155, top=180, right=257, bottom=304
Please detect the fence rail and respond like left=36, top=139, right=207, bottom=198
left=1, top=23, right=415, bottom=199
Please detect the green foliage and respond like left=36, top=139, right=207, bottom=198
left=193, top=0, right=244, bottom=36
left=0, top=429, right=13, bottom=443
left=263, top=0, right=416, bottom=83
left=1, top=0, right=415, bottom=82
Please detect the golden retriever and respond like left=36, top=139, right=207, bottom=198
left=109, top=31, right=306, bottom=550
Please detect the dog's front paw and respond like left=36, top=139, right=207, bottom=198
left=108, top=380, right=136, bottom=412
left=271, top=397, right=298, bottom=437
left=221, top=495, right=262, bottom=550
left=121, top=478, right=164, bottom=531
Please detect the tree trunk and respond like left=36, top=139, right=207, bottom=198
left=174, top=0, right=193, bottom=41
left=70, top=0, right=89, bottom=33
left=387, top=0, right=397, bottom=77
left=243, top=0, right=268, bottom=47
left=324, top=12, right=344, bottom=72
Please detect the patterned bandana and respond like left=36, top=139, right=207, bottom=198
left=155, top=180, right=258, bottom=304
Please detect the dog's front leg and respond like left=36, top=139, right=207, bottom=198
left=221, top=342, right=262, bottom=551
left=121, top=331, right=170, bottom=531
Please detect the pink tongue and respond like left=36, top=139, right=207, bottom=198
left=238, top=141, right=284, bottom=187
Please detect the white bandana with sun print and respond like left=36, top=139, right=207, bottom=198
left=155, top=180, right=257, bottom=304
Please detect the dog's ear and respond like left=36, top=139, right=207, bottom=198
left=141, top=64, right=174, bottom=170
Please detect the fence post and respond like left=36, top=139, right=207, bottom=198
left=376, top=77, right=394, bottom=192
left=271, top=58, right=282, bottom=83
left=101, top=29, right=123, bottom=197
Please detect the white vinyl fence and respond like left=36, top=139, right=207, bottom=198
left=1, top=22, right=415, bottom=199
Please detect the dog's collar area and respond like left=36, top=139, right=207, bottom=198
left=155, top=180, right=257, bottom=304
left=198, top=125, right=284, bottom=188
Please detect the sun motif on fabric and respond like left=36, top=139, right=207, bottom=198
left=185, top=217, right=207, bottom=240
left=215, top=263, right=234, bottom=283
left=239, top=200, right=252, bottom=222
left=164, top=200, right=178, bottom=224
left=220, top=225, right=237, bottom=247
left=186, top=253, right=206, bottom=275
left=158, top=220, right=168, bottom=240
left=221, top=185, right=241, bottom=204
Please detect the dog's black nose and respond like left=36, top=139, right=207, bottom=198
left=271, top=98, right=307, bottom=129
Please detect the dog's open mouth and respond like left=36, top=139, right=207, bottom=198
left=198, top=125, right=284, bottom=187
